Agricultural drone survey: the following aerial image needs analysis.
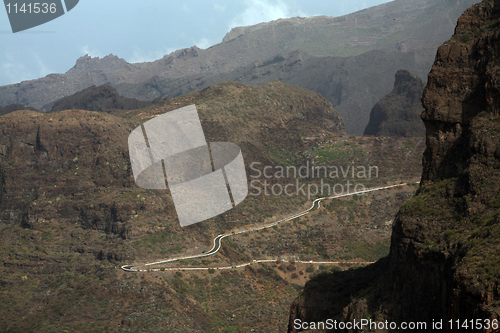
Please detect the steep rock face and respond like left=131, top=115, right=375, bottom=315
left=382, top=0, right=500, bottom=317
left=388, top=0, right=500, bottom=319
left=0, top=110, right=138, bottom=238
left=289, top=0, right=500, bottom=331
left=421, top=1, right=500, bottom=182
left=50, top=84, right=154, bottom=112
left=364, top=69, right=425, bottom=137
left=0, top=0, right=480, bottom=135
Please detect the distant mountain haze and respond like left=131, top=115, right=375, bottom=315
left=0, top=0, right=480, bottom=133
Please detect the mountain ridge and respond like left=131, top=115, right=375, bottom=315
left=0, top=0, right=480, bottom=134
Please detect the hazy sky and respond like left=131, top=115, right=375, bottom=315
left=0, top=0, right=392, bottom=87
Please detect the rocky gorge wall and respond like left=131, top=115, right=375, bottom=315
left=289, top=0, right=500, bottom=331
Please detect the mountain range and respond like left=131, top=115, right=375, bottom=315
left=364, top=69, right=426, bottom=137
left=0, top=0, right=480, bottom=134
left=5, top=0, right=499, bottom=329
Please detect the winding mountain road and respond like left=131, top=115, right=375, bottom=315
left=122, top=182, right=417, bottom=272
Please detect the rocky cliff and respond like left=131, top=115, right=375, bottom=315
left=364, top=70, right=425, bottom=137
left=289, top=0, right=500, bottom=331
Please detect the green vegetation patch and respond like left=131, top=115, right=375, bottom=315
left=315, top=141, right=366, bottom=165
left=344, top=240, right=390, bottom=262
left=399, top=178, right=456, bottom=218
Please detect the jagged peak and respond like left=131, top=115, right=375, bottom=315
left=159, top=45, right=202, bottom=61
left=68, top=54, right=128, bottom=74
left=393, top=69, right=424, bottom=96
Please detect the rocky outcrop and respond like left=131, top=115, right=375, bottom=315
left=77, top=202, right=130, bottom=239
left=289, top=0, right=500, bottom=331
left=50, top=84, right=154, bottom=112
left=67, top=54, right=129, bottom=76
left=364, top=70, right=425, bottom=137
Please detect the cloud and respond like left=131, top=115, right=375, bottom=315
left=193, top=37, right=214, bottom=50
left=127, top=47, right=182, bottom=64
left=213, top=3, right=226, bottom=12
left=79, top=45, right=105, bottom=58
left=34, top=54, right=54, bottom=77
left=1, top=55, right=29, bottom=85
left=0, top=52, right=54, bottom=86
left=182, top=3, right=191, bottom=13
left=229, top=0, right=305, bottom=29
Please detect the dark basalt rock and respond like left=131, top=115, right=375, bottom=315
left=364, top=69, right=425, bottom=137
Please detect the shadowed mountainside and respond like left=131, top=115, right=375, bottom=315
left=0, top=103, right=38, bottom=116
left=115, top=49, right=424, bottom=135
left=50, top=84, right=155, bottom=112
